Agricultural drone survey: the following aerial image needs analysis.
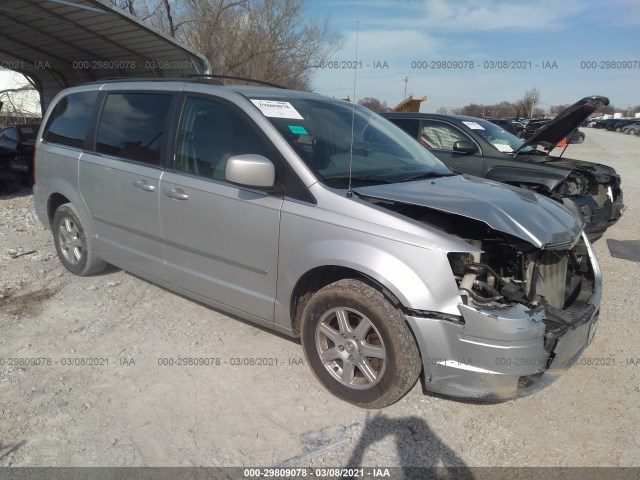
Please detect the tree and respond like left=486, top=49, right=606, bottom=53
left=550, top=104, right=571, bottom=115
left=0, top=74, right=40, bottom=128
left=107, top=0, right=341, bottom=91
left=518, top=87, right=540, bottom=118
left=596, top=104, right=616, bottom=115
left=358, top=97, right=390, bottom=113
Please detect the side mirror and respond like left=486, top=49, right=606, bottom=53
left=452, top=140, right=478, bottom=154
left=225, top=154, right=276, bottom=188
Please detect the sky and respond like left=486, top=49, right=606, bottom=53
left=307, top=0, right=640, bottom=113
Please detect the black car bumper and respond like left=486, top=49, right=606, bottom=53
left=564, top=194, right=624, bottom=240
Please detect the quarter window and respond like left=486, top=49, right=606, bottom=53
left=43, top=91, right=98, bottom=148
left=96, top=93, right=172, bottom=165
left=419, top=121, right=470, bottom=150
left=175, top=97, right=270, bottom=180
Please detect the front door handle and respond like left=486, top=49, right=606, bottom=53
left=164, top=188, right=189, bottom=200
left=133, top=180, right=156, bottom=192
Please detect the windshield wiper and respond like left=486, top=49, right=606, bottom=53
left=401, top=171, right=455, bottom=182
left=324, top=175, right=394, bottom=185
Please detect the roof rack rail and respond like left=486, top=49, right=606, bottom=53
left=187, top=74, right=286, bottom=89
left=81, top=75, right=286, bottom=89
left=83, top=77, right=213, bottom=85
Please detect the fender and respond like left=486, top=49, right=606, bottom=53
left=274, top=235, right=464, bottom=329
left=485, top=166, right=569, bottom=192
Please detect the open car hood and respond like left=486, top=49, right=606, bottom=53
left=514, top=96, right=609, bottom=154
left=354, top=175, right=584, bottom=249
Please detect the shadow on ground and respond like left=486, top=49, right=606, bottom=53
left=344, top=412, right=474, bottom=479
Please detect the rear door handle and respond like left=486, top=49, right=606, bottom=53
left=164, top=188, right=189, bottom=200
left=133, top=180, right=156, bottom=192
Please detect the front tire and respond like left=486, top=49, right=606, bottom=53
left=300, top=279, right=421, bottom=408
left=52, top=203, right=106, bottom=276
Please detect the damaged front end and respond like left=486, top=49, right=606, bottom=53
left=553, top=164, right=624, bottom=241
left=409, top=225, right=601, bottom=400
left=355, top=176, right=602, bottom=400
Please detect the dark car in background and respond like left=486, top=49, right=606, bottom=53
left=487, top=118, right=525, bottom=137
left=382, top=96, right=624, bottom=240
left=604, top=119, right=636, bottom=132
left=521, top=119, right=550, bottom=140
left=0, top=145, right=23, bottom=192
left=0, top=123, right=40, bottom=185
left=566, top=128, right=585, bottom=143
left=621, top=122, right=640, bottom=135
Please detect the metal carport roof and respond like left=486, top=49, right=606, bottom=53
left=0, top=0, right=211, bottom=113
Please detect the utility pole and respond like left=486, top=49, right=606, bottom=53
left=403, top=75, right=409, bottom=99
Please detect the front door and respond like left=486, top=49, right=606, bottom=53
left=418, top=120, right=484, bottom=176
left=159, top=96, right=283, bottom=321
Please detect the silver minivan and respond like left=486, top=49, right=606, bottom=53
left=33, top=79, right=601, bottom=408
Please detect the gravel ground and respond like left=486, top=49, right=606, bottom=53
left=0, top=128, right=639, bottom=469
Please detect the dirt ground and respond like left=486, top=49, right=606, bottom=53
left=1, top=128, right=639, bottom=469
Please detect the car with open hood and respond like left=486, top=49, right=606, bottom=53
left=382, top=96, right=624, bottom=241
left=34, top=79, right=601, bottom=407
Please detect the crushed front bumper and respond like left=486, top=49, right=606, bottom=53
left=407, top=233, right=602, bottom=401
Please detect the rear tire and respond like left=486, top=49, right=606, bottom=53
left=52, top=203, right=106, bottom=276
left=300, top=279, right=421, bottom=408
left=630, top=129, right=636, bottom=135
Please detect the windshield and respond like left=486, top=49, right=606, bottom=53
left=468, top=119, right=535, bottom=154
left=249, top=97, right=454, bottom=185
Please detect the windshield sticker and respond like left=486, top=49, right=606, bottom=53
left=494, top=143, right=514, bottom=152
left=296, top=135, right=313, bottom=145
left=288, top=125, right=308, bottom=135
left=250, top=99, right=303, bottom=119
left=462, top=121, right=485, bottom=130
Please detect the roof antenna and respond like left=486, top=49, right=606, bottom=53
left=346, top=20, right=359, bottom=199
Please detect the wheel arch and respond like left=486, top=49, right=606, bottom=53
left=43, top=178, right=96, bottom=233
left=289, top=265, right=403, bottom=336
left=47, top=192, right=71, bottom=227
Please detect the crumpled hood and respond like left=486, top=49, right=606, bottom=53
left=515, top=96, right=609, bottom=154
left=523, top=154, right=621, bottom=183
left=354, top=175, right=584, bottom=248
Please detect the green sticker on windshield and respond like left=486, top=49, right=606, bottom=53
left=288, top=125, right=308, bottom=135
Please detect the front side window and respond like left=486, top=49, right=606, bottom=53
left=175, top=97, right=270, bottom=180
left=250, top=97, right=452, bottom=186
left=96, top=93, right=172, bottom=165
left=43, top=91, right=98, bottom=148
left=419, top=121, right=469, bottom=150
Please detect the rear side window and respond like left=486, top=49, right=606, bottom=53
left=96, top=93, right=172, bottom=166
left=389, top=118, right=420, bottom=139
left=43, top=91, right=98, bottom=148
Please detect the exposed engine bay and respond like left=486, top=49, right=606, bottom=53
left=368, top=199, right=597, bottom=349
